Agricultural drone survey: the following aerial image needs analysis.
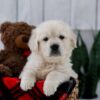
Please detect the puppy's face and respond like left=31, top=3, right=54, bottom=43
left=29, top=21, right=76, bottom=63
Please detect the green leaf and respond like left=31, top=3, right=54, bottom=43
left=90, top=31, right=100, bottom=79
left=71, top=31, right=89, bottom=97
left=72, top=31, right=89, bottom=74
left=72, top=30, right=100, bottom=98
left=83, top=31, right=100, bottom=98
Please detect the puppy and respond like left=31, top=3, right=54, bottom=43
left=20, top=20, right=78, bottom=96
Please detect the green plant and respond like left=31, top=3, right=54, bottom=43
left=71, top=31, right=100, bottom=99
left=83, top=31, right=100, bottom=98
left=71, top=31, right=89, bottom=98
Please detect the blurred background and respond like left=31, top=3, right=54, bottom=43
left=0, top=0, right=100, bottom=99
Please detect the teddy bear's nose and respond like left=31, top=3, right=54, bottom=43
left=22, top=36, right=29, bottom=43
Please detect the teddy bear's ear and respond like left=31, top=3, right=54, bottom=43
left=0, top=22, right=12, bottom=33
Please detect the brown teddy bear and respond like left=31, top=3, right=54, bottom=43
left=0, top=22, right=35, bottom=77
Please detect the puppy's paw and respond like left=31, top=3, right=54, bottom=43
left=20, top=78, right=35, bottom=91
left=19, top=72, right=23, bottom=79
left=43, top=81, right=58, bottom=96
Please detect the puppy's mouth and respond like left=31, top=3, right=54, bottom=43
left=50, top=50, right=61, bottom=56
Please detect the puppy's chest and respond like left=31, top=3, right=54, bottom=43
left=36, top=64, right=57, bottom=80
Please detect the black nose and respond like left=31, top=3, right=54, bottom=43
left=51, top=44, right=59, bottom=51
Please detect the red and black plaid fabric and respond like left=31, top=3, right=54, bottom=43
left=0, top=77, right=76, bottom=100
left=0, top=51, right=76, bottom=100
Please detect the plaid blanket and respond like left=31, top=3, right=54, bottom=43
left=0, top=77, right=76, bottom=100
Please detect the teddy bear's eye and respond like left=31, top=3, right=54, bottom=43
left=59, top=35, right=65, bottom=40
left=43, top=37, right=49, bottom=41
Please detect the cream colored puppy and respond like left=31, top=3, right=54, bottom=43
left=20, top=20, right=78, bottom=96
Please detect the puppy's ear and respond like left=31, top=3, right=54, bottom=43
left=70, top=32, right=77, bottom=48
left=28, top=30, right=39, bottom=52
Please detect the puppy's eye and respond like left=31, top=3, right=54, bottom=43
left=59, top=35, right=65, bottom=40
left=43, top=37, right=48, bottom=41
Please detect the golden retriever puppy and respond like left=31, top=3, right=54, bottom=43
left=20, top=20, right=78, bottom=96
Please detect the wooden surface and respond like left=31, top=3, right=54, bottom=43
left=0, top=0, right=100, bottom=30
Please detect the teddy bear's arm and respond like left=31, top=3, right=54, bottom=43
left=0, top=64, right=12, bottom=76
left=0, top=50, right=13, bottom=76
left=0, top=50, right=8, bottom=62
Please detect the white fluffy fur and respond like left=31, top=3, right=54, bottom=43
left=20, top=20, right=78, bottom=96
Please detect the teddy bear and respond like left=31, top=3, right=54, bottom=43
left=0, top=22, right=35, bottom=77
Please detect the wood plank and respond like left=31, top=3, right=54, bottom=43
left=0, top=0, right=17, bottom=22
left=97, top=0, right=100, bottom=29
left=71, top=0, right=96, bottom=29
left=18, top=0, right=43, bottom=25
left=44, top=0, right=71, bottom=25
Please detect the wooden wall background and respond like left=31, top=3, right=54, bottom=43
left=0, top=0, right=99, bottom=30
left=0, top=0, right=98, bottom=51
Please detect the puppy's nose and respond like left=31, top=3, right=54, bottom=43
left=51, top=44, right=59, bottom=51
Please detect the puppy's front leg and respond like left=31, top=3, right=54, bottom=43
left=20, top=64, right=36, bottom=91
left=20, top=61, right=36, bottom=91
left=67, top=68, right=78, bottom=79
left=43, top=71, right=70, bottom=96
left=20, top=53, right=43, bottom=91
